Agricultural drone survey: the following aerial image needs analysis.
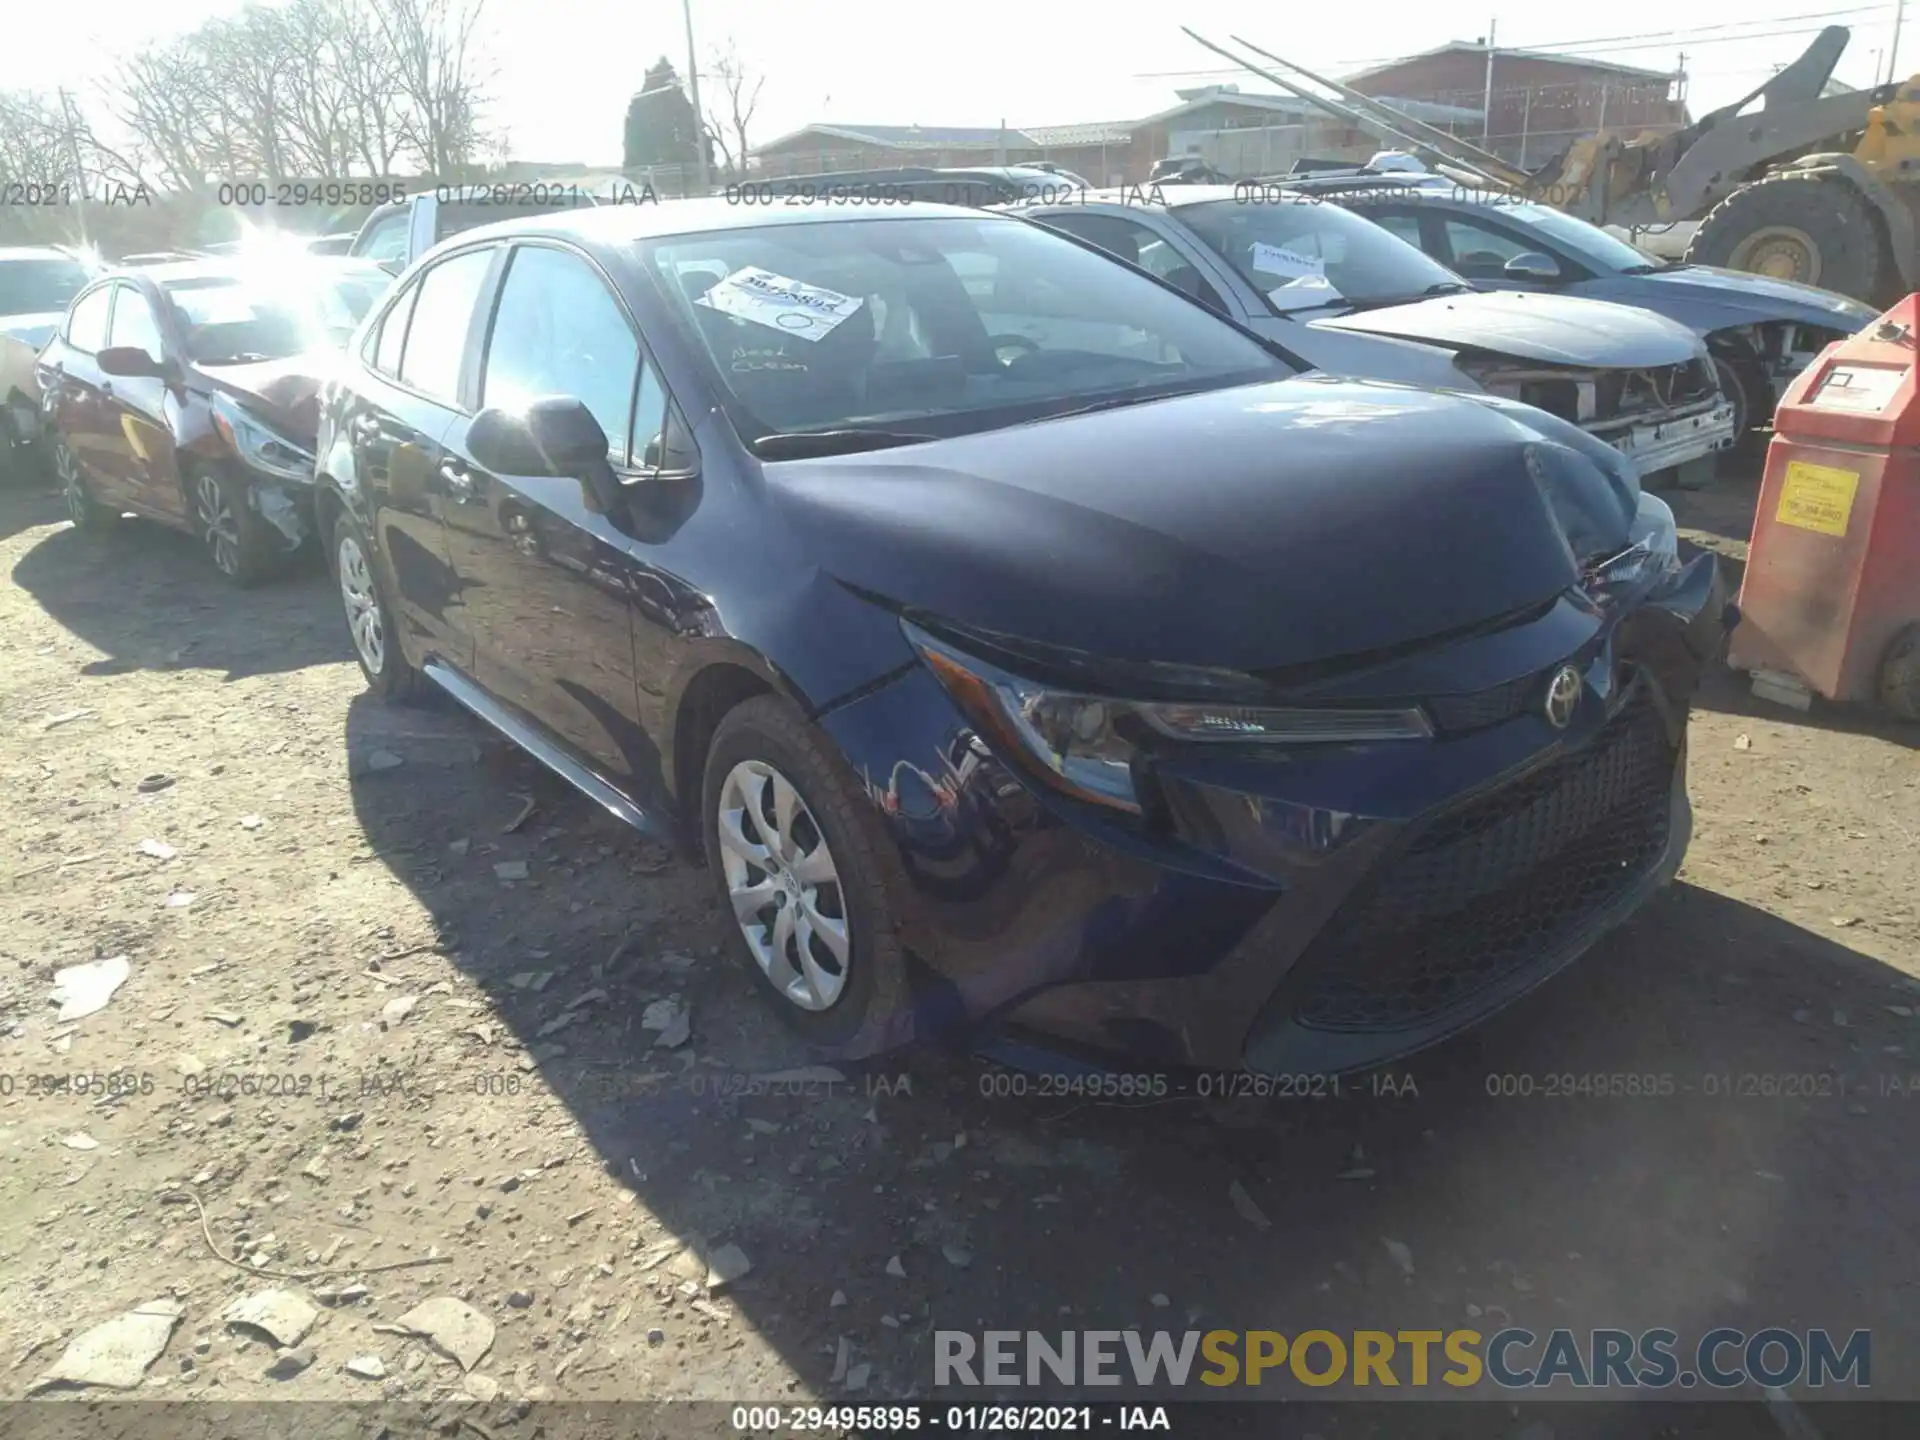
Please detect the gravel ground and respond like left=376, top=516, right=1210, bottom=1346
left=0, top=466, right=1916, bottom=1436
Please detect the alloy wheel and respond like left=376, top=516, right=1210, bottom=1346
left=195, top=473, right=240, bottom=577
left=336, top=532, right=386, bottom=676
left=717, top=759, right=850, bottom=1011
left=56, top=444, right=89, bottom=527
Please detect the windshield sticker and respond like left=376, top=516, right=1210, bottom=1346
left=1265, top=275, right=1344, bottom=313
left=1250, top=241, right=1325, bottom=280
left=695, top=267, right=863, bottom=343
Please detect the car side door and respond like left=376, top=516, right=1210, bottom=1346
left=440, top=240, right=656, bottom=790
left=101, top=280, right=186, bottom=525
left=47, top=283, right=119, bottom=501
left=341, top=247, right=497, bottom=671
left=1424, top=208, right=1572, bottom=292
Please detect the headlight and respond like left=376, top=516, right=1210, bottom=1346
left=904, top=622, right=1432, bottom=815
left=1590, top=491, right=1680, bottom=589
left=209, top=392, right=315, bottom=482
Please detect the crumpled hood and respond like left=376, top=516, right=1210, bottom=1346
left=0, top=311, right=63, bottom=350
left=1313, top=290, right=1704, bottom=367
left=194, top=350, right=336, bottom=447
left=1626, top=263, right=1877, bottom=330
left=768, top=375, right=1631, bottom=673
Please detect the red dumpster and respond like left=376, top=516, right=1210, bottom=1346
left=1726, top=295, right=1920, bottom=719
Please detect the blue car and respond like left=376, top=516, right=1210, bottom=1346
left=314, top=198, right=1733, bottom=1075
left=1277, top=171, right=1877, bottom=448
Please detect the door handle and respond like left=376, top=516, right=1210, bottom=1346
left=438, top=460, right=475, bottom=500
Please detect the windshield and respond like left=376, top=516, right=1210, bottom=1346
left=163, top=267, right=383, bottom=364
left=1473, top=199, right=1661, bottom=271
left=0, top=257, right=93, bottom=318
left=643, top=215, right=1286, bottom=442
left=1175, top=196, right=1465, bottom=314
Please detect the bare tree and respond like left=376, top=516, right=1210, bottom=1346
left=703, top=40, right=764, bottom=180
left=371, top=0, right=495, bottom=178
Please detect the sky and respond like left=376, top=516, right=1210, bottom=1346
left=0, top=0, right=1907, bottom=169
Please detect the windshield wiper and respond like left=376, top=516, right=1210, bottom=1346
left=1418, top=281, right=1474, bottom=296
left=1027, top=384, right=1215, bottom=424
left=750, top=428, right=936, bottom=460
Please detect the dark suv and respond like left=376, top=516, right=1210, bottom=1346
left=313, top=200, right=1730, bottom=1071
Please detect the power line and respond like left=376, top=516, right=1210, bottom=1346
left=1133, top=4, right=1892, bottom=80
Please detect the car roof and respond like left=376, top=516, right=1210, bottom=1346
left=108, top=255, right=392, bottom=287
left=441, top=196, right=1021, bottom=250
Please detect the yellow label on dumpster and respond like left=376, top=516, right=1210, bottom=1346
left=1776, top=461, right=1861, bottom=537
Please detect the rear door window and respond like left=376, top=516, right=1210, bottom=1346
left=355, top=213, right=411, bottom=268
left=397, top=248, right=496, bottom=404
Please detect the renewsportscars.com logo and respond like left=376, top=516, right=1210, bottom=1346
left=934, top=1328, right=1871, bottom=1391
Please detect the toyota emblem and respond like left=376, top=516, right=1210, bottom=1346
left=1543, top=665, right=1583, bottom=729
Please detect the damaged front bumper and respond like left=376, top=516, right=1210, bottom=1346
left=818, top=552, right=1734, bottom=1076
left=1595, top=396, right=1738, bottom=475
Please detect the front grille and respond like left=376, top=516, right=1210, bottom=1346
left=1280, top=683, right=1675, bottom=1033
left=1424, top=672, right=1539, bottom=733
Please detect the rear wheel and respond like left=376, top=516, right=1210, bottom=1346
left=702, top=694, right=913, bottom=1058
left=1686, top=173, right=1888, bottom=305
left=54, top=439, right=116, bottom=531
left=332, top=512, right=421, bottom=701
left=1880, top=624, right=1920, bottom=722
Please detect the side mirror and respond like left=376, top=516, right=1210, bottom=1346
left=469, top=397, right=609, bottom=476
left=97, top=345, right=172, bottom=380
left=1503, top=252, right=1563, bottom=281
left=469, top=397, right=623, bottom=515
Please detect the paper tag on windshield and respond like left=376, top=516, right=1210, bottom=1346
left=1250, top=241, right=1325, bottom=280
left=695, top=267, right=863, bottom=343
left=1265, top=275, right=1343, bottom=313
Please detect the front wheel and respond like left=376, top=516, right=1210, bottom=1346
left=54, top=439, right=117, bottom=531
left=190, top=468, right=279, bottom=586
left=702, top=695, right=913, bottom=1058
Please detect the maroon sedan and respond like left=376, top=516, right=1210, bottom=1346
left=38, top=256, right=390, bottom=583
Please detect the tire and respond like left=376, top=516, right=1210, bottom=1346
left=701, top=694, right=913, bottom=1058
left=52, top=437, right=117, bottom=531
left=0, top=408, right=39, bottom=487
left=1685, top=173, right=1887, bottom=305
left=1711, top=353, right=1771, bottom=464
left=189, top=467, right=279, bottom=586
left=1880, top=624, right=1920, bottom=722
left=331, top=511, right=422, bottom=701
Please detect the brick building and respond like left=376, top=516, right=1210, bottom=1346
left=1345, top=43, right=1687, bottom=169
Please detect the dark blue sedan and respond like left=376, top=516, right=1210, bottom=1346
left=313, top=198, right=1733, bottom=1075
left=1278, top=171, right=1877, bottom=449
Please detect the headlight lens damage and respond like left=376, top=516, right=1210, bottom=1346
left=1589, top=490, right=1682, bottom=590
left=209, top=392, right=316, bottom=483
left=904, top=621, right=1432, bottom=815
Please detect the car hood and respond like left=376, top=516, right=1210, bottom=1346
left=193, top=350, right=337, bottom=447
left=0, top=311, right=63, bottom=349
left=768, top=375, right=1632, bottom=674
left=1312, top=290, right=1703, bottom=367
left=1622, top=263, right=1877, bottom=329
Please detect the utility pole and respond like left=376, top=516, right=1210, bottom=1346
left=681, top=0, right=710, bottom=195
left=1482, top=20, right=1497, bottom=147
left=1890, top=0, right=1907, bottom=87
left=1676, top=51, right=1688, bottom=107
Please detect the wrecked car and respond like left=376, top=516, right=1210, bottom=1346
left=1270, top=169, right=1878, bottom=450
left=0, top=245, right=98, bottom=483
left=1006, top=185, right=1738, bottom=483
left=318, top=200, right=1732, bottom=1074
left=38, top=256, right=390, bottom=583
